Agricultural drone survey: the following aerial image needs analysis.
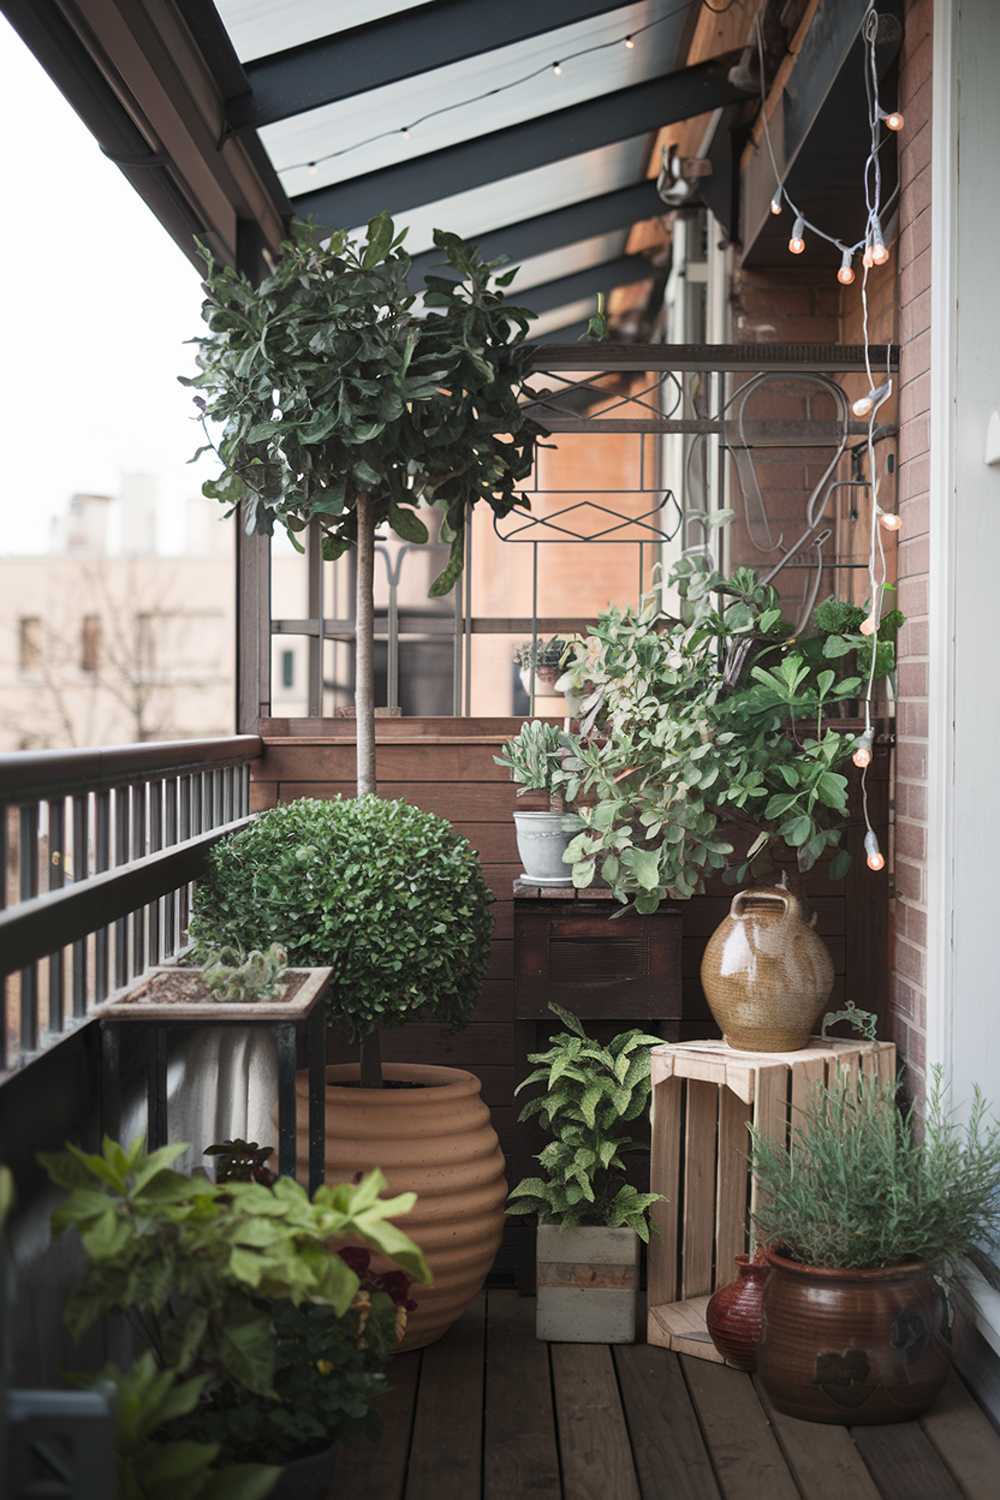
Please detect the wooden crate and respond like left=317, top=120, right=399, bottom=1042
left=646, top=1036, right=896, bottom=1362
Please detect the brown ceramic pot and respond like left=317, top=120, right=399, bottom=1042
left=699, top=886, right=834, bottom=1052
left=294, top=1062, right=506, bottom=1351
left=706, top=1253, right=769, bottom=1370
left=756, top=1248, right=951, bottom=1425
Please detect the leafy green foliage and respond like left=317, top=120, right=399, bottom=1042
left=751, top=1068, right=1000, bottom=1270
left=40, top=1136, right=430, bottom=1399
left=183, top=216, right=544, bottom=593
left=554, top=561, right=901, bottom=909
left=821, top=1001, right=878, bottom=1042
left=189, top=795, right=492, bottom=1039
left=96, top=1353, right=279, bottom=1500
left=494, top=720, right=569, bottom=803
left=512, top=636, right=568, bottom=669
left=201, top=944, right=288, bottom=1004
left=507, top=1005, right=662, bottom=1238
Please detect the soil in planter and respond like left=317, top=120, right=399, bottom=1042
left=115, top=971, right=309, bottom=1006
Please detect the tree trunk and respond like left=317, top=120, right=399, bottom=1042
left=354, top=492, right=377, bottom=797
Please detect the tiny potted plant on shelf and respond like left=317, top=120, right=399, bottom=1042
left=42, top=1136, right=430, bottom=1499
left=751, top=1068, right=1000, bottom=1425
left=513, top=637, right=569, bottom=700
left=494, top=720, right=573, bottom=885
left=189, top=794, right=504, bottom=1350
left=507, top=1004, right=662, bottom=1343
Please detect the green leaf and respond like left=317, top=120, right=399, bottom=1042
left=784, top=814, right=814, bottom=848
left=389, top=505, right=430, bottom=544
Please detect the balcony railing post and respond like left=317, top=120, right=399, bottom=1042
left=131, top=783, right=147, bottom=978
left=94, top=790, right=111, bottom=1004
left=113, top=787, right=131, bottom=989
left=18, top=804, right=40, bottom=1054
left=148, top=780, right=163, bottom=966
left=71, top=794, right=89, bottom=1017
left=47, top=797, right=65, bottom=1034
left=164, top=777, right=178, bottom=958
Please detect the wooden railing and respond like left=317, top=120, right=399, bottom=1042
left=0, top=737, right=262, bottom=1077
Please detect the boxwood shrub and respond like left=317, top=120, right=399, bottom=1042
left=190, top=795, right=493, bottom=1037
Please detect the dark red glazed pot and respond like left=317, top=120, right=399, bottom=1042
left=756, top=1248, right=950, bottom=1425
left=706, top=1254, right=769, bottom=1370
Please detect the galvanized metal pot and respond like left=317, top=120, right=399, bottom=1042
left=536, top=1224, right=640, bottom=1342
left=700, top=886, right=834, bottom=1052
left=513, top=809, right=573, bottom=886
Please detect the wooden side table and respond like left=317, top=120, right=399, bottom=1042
left=97, top=966, right=331, bottom=1192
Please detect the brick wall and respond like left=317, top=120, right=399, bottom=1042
left=886, top=0, right=933, bottom=1092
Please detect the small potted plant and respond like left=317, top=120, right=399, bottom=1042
left=751, top=1068, right=1000, bottom=1425
left=506, top=1004, right=662, bottom=1342
left=42, top=1136, right=430, bottom=1498
left=513, top=637, right=569, bottom=700
left=494, top=720, right=573, bottom=885
left=189, top=794, right=505, bottom=1350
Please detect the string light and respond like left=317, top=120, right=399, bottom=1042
left=624, top=34, right=636, bottom=48
left=880, top=107, right=904, bottom=132
left=770, top=191, right=783, bottom=216
left=853, top=731, right=874, bottom=769
left=837, top=247, right=856, bottom=285
left=870, top=222, right=890, bottom=265
left=852, top=381, right=892, bottom=418
left=865, top=831, right=886, bottom=872
left=859, top=613, right=877, bottom=637
left=307, top=162, right=318, bottom=176
left=788, top=216, right=806, bottom=254
left=879, top=510, right=902, bottom=532
left=552, top=61, right=562, bottom=76
left=400, top=126, right=411, bottom=139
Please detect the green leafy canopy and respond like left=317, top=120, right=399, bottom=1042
left=182, top=215, right=545, bottom=592
left=189, top=795, right=493, bottom=1038
left=554, top=559, right=902, bottom=910
left=507, top=1004, right=663, bottom=1239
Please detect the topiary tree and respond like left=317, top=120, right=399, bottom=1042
left=189, top=796, right=492, bottom=1084
left=184, top=215, right=543, bottom=792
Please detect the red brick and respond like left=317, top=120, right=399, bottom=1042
left=894, top=857, right=925, bottom=902
left=898, top=617, right=929, bottom=658
left=898, top=211, right=932, bottom=273
left=895, top=778, right=928, bottom=821
left=895, top=936, right=926, bottom=987
left=898, top=575, right=928, bottom=618
left=898, top=660, right=928, bottom=699
left=900, top=248, right=933, bottom=310
left=899, top=167, right=933, bottom=233
left=898, top=413, right=930, bottom=461
left=898, top=699, right=929, bottom=738
left=895, top=740, right=927, bottom=780
left=891, top=975, right=918, bottom=1020
left=900, top=120, right=932, bottom=183
left=899, top=494, right=929, bottom=537
left=900, top=328, right=931, bottom=382
left=903, top=32, right=933, bottom=93
left=898, top=535, right=930, bottom=576
left=899, top=453, right=930, bottom=500
left=895, top=817, right=927, bottom=861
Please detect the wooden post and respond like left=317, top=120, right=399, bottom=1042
left=354, top=493, right=377, bottom=797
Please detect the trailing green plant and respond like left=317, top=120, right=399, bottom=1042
left=493, top=720, right=570, bottom=811
left=512, top=637, right=568, bottom=670
left=204, top=1139, right=276, bottom=1186
left=189, top=797, right=492, bottom=1075
left=820, top=1000, right=878, bottom=1042
left=750, top=1067, right=1000, bottom=1271
left=506, top=1004, right=662, bottom=1238
left=95, top=1353, right=278, bottom=1500
left=554, top=558, right=902, bottom=910
left=41, top=1135, right=430, bottom=1400
left=201, top=944, right=288, bottom=1004
left=184, top=214, right=543, bottom=793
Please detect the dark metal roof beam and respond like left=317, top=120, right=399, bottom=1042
left=292, top=50, right=748, bottom=230
left=523, top=256, right=653, bottom=318
left=232, top=0, right=649, bottom=128
left=408, top=179, right=664, bottom=284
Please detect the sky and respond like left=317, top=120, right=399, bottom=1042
left=0, top=17, right=218, bottom=556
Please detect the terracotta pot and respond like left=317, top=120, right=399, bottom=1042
left=756, top=1248, right=951, bottom=1425
left=294, top=1063, right=506, bottom=1351
left=706, top=1253, right=769, bottom=1370
left=700, top=886, right=834, bottom=1051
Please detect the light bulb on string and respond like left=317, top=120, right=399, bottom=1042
left=552, top=61, right=562, bottom=76
left=770, top=191, right=783, bottom=216
left=862, top=245, right=875, bottom=269
left=859, top=613, right=878, bottom=637
left=879, top=509, right=902, bottom=533
left=837, top=248, right=856, bottom=286
left=852, top=381, right=891, bottom=418
left=871, top=231, right=890, bottom=267
left=852, top=731, right=874, bottom=769
left=788, top=216, right=806, bottom=255
left=307, top=161, right=318, bottom=176
left=880, top=108, right=904, bottom=132
left=624, top=34, right=635, bottom=48
left=400, top=126, right=412, bottom=139
left=865, top=831, right=886, bottom=872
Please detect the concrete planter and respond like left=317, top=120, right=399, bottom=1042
left=513, top=810, right=573, bottom=886
left=536, top=1224, right=640, bottom=1343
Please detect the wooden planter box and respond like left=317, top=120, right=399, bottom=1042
left=646, top=1036, right=896, bottom=1362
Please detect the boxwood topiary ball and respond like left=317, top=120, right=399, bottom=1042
left=190, top=795, right=493, bottom=1037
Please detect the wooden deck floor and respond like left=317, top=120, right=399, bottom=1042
left=333, top=1291, right=1000, bottom=1500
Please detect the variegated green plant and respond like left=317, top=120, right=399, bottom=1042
left=506, top=1004, right=662, bottom=1238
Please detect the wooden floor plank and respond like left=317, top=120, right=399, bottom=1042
left=682, top=1357, right=800, bottom=1500
left=405, top=1296, right=485, bottom=1500
left=484, top=1291, right=561, bottom=1499
left=333, top=1350, right=421, bottom=1500
left=851, top=1422, right=966, bottom=1500
left=920, top=1370, right=1000, bottom=1500
left=552, top=1343, right=641, bottom=1500
left=754, top=1377, right=881, bottom=1500
left=614, top=1343, right=722, bottom=1500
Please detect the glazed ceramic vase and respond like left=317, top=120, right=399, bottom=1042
left=513, top=809, right=573, bottom=885
left=294, top=1062, right=507, bottom=1350
left=706, top=1252, right=769, bottom=1370
left=700, top=886, right=834, bottom=1051
left=756, top=1249, right=951, bottom=1425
